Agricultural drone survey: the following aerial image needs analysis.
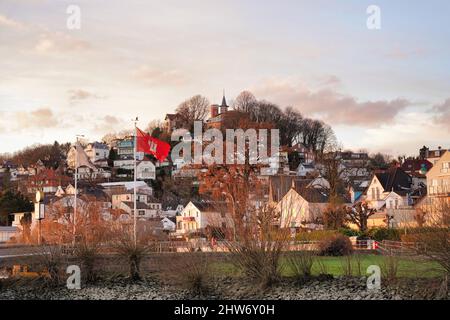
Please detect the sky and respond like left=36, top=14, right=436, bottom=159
left=0, top=0, right=449, bottom=156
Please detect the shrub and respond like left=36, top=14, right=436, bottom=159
left=74, top=241, right=100, bottom=283
left=338, top=228, right=362, bottom=238
left=287, top=251, right=315, bottom=281
left=296, top=230, right=338, bottom=242
left=181, top=253, right=210, bottom=296
left=340, top=255, right=353, bottom=277
left=318, top=234, right=353, bottom=256
left=381, top=255, right=399, bottom=283
left=368, top=228, right=400, bottom=242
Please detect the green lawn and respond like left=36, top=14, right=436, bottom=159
left=210, top=254, right=444, bottom=278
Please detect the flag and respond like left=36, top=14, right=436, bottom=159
left=75, top=142, right=96, bottom=170
left=136, top=127, right=171, bottom=162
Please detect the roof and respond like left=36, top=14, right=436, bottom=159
left=122, top=201, right=151, bottom=210
left=401, top=159, right=432, bottom=175
left=189, top=200, right=227, bottom=212
left=374, top=167, right=412, bottom=195
left=0, top=226, right=18, bottom=232
left=89, top=141, right=109, bottom=150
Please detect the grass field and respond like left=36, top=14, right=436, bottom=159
left=211, top=254, right=444, bottom=278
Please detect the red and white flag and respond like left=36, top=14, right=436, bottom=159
left=136, top=127, right=170, bottom=162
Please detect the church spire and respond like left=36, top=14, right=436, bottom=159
left=221, top=89, right=227, bottom=107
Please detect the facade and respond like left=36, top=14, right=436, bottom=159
left=420, top=146, right=449, bottom=165
left=175, top=201, right=231, bottom=235
left=27, top=169, right=71, bottom=194
left=424, top=150, right=450, bottom=217
left=117, top=138, right=134, bottom=160
left=85, top=142, right=110, bottom=163
left=365, top=167, right=412, bottom=210
left=276, top=187, right=330, bottom=230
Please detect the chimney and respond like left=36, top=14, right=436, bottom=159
left=210, top=105, right=219, bottom=118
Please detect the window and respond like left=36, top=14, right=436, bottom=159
left=376, top=188, right=380, bottom=200
left=394, top=199, right=399, bottom=209
left=138, top=210, right=145, bottom=216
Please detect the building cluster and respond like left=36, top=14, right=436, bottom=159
left=0, top=94, right=449, bottom=243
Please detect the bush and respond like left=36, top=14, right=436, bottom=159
left=287, top=251, right=315, bottom=281
left=296, top=230, right=338, bottom=241
left=338, top=228, right=362, bottom=238
left=318, top=235, right=353, bottom=256
left=368, top=228, right=401, bottom=242
left=181, top=253, right=210, bottom=296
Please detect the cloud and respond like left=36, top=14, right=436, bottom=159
left=431, top=98, right=450, bottom=130
left=92, top=115, right=128, bottom=134
left=33, top=31, right=91, bottom=54
left=0, top=14, right=25, bottom=29
left=15, top=108, right=58, bottom=130
left=132, top=65, right=188, bottom=86
left=252, top=79, right=410, bottom=127
left=68, top=89, right=104, bottom=104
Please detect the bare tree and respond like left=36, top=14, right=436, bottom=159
left=233, top=91, right=257, bottom=113
left=175, top=95, right=210, bottom=130
left=346, top=202, right=376, bottom=232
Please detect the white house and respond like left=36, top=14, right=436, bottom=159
left=276, top=187, right=329, bottom=231
left=365, top=167, right=412, bottom=210
left=175, top=201, right=232, bottom=235
left=161, top=217, right=176, bottom=232
left=85, top=142, right=110, bottom=163
left=136, top=161, right=156, bottom=180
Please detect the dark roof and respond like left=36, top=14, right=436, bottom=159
left=190, top=200, right=227, bottom=212
left=374, top=167, right=412, bottom=195
left=122, top=202, right=151, bottom=210
left=269, top=175, right=312, bottom=202
left=401, top=159, right=432, bottom=175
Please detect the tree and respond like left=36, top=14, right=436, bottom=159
left=233, top=91, right=257, bottom=113
left=369, top=152, right=391, bottom=170
left=175, top=95, right=210, bottom=130
left=318, top=151, right=346, bottom=199
left=322, top=196, right=347, bottom=230
left=345, top=202, right=376, bottom=233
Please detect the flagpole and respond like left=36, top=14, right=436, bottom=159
left=133, top=117, right=138, bottom=246
left=74, top=134, right=84, bottom=245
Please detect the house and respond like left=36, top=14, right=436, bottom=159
left=420, top=146, right=449, bottom=165
left=27, top=168, right=71, bottom=195
left=161, top=216, right=176, bottom=232
left=161, top=204, right=184, bottom=217
left=0, top=226, right=19, bottom=243
left=205, top=95, right=251, bottom=131
left=100, top=181, right=153, bottom=197
left=401, top=159, right=432, bottom=188
left=175, top=201, right=232, bottom=236
left=117, top=138, right=135, bottom=160
left=85, top=142, right=110, bottom=163
left=276, top=187, right=331, bottom=231
left=364, top=167, right=412, bottom=210
left=136, top=161, right=156, bottom=180
left=291, top=143, right=315, bottom=165
left=422, top=150, right=450, bottom=218
left=119, top=201, right=161, bottom=219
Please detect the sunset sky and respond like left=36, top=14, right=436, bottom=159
left=0, top=0, right=449, bottom=156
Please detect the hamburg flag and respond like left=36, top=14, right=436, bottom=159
left=136, top=127, right=171, bottom=162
